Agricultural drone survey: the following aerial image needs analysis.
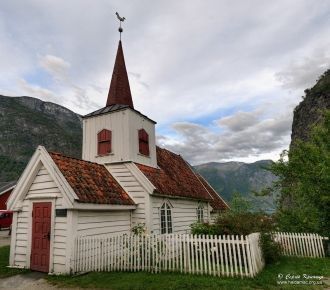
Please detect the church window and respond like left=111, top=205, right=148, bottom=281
left=160, top=202, right=172, bottom=234
left=197, top=204, right=204, bottom=222
left=138, top=129, right=149, bottom=156
left=97, top=129, right=112, bottom=155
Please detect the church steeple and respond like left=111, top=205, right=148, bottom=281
left=106, top=40, right=134, bottom=108
left=82, top=13, right=157, bottom=168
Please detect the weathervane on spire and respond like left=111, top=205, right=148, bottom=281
left=115, top=12, right=126, bottom=40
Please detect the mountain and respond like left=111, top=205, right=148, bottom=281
left=195, top=160, right=278, bottom=213
left=0, top=95, right=82, bottom=182
left=0, top=95, right=277, bottom=212
left=291, top=69, right=330, bottom=149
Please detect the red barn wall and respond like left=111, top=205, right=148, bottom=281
left=0, top=189, right=12, bottom=210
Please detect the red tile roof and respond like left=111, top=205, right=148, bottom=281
left=49, top=152, right=135, bottom=205
left=136, top=147, right=215, bottom=201
left=196, top=174, right=229, bottom=211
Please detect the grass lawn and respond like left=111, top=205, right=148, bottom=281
left=0, top=245, right=328, bottom=289
left=48, top=257, right=330, bottom=290
left=0, top=246, right=29, bottom=278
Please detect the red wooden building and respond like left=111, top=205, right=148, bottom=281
left=0, top=182, right=16, bottom=210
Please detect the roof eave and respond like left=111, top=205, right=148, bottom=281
left=0, top=185, right=15, bottom=196
left=151, top=190, right=212, bottom=202
left=72, top=202, right=137, bottom=211
left=82, top=106, right=157, bottom=124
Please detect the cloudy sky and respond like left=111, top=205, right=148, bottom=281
left=1, top=0, right=329, bottom=165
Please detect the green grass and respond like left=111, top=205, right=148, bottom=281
left=0, top=245, right=328, bottom=289
left=0, top=246, right=29, bottom=278
left=48, top=257, right=330, bottom=290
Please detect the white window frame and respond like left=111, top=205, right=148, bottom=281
left=160, top=202, right=172, bottom=234
left=197, top=203, right=204, bottom=223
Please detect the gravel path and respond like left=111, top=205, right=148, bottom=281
left=0, top=272, right=85, bottom=289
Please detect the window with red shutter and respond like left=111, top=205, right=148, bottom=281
left=138, top=129, right=149, bottom=156
left=97, top=129, right=112, bottom=155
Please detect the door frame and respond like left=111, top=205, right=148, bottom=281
left=26, top=198, right=55, bottom=273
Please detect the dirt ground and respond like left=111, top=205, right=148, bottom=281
left=0, top=272, right=58, bottom=289
left=0, top=232, right=79, bottom=289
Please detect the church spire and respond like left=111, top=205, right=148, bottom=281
left=106, top=13, right=133, bottom=108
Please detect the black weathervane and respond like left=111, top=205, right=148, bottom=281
left=116, top=12, right=126, bottom=40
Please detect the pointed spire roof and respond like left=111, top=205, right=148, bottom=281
left=106, top=41, right=134, bottom=108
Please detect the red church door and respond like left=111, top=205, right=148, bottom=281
left=31, top=202, right=51, bottom=272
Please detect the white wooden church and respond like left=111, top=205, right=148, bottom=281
left=8, top=38, right=228, bottom=274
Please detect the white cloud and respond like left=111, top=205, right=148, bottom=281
left=18, top=78, right=57, bottom=102
left=218, top=110, right=261, bottom=132
left=0, top=0, right=329, bottom=163
left=161, top=109, right=293, bottom=164
left=39, top=54, right=71, bottom=81
left=276, top=48, right=330, bottom=90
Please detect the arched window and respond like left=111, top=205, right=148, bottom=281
left=138, top=129, right=149, bottom=156
left=160, top=202, right=172, bottom=234
left=97, top=129, right=112, bottom=155
left=197, top=204, right=204, bottom=222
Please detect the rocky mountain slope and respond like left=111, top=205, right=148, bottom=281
left=290, top=69, right=330, bottom=148
left=0, top=95, right=82, bottom=182
left=195, top=160, right=277, bottom=212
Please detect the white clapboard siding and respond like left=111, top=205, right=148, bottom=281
left=77, top=210, right=131, bottom=237
left=151, top=197, right=209, bottom=234
left=73, top=233, right=264, bottom=277
left=12, top=165, right=68, bottom=272
left=83, top=108, right=157, bottom=167
left=274, top=232, right=327, bottom=258
left=107, top=164, right=147, bottom=226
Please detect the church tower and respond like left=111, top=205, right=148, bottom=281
left=82, top=39, right=157, bottom=168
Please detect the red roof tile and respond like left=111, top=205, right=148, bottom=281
left=49, top=152, right=135, bottom=205
left=196, top=174, right=229, bottom=211
left=136, top=147, right=213, bottom=201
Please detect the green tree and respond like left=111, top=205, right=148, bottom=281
left=271, top=110, right=330, bottom=236
left=230, top=192, right=252, bottom=214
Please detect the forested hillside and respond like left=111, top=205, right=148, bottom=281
left=0, top=95, right=82, bottom=183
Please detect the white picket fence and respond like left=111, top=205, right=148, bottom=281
left=73, top=233, right=264, bottom=277
left=274, top=232, right=327, bottom=258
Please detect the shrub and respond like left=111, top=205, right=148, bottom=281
left=190, top=222, right=217, bottom=235
left=190, top=202, right=281, bottom=264
left=131, top=223, right=146, bottom=235
left=260, top=233, right=281, bottom=264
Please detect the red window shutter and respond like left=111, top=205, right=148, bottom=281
left=97, top=129, right=112, bottom=155
left=145, top=137, right=150, bottom=155
left=138, top=129, right=149, bottom=156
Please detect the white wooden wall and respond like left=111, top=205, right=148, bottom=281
left=12, top=199, right=29, bottom=268
left=10, top=165, right=68, bottom=273
left=83, top=109, right=157, bottom=167
left=150, top=196, right=210, bottom=234
left=77, top=210, right=131, bottom=237
left=107, top=164, right=148, bottom=227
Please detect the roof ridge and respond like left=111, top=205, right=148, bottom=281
left=48, top=151, right=104, bottom=167
left=195, top=172, right=230, bottom=209
left=156, top=146, right=182, bottom=157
